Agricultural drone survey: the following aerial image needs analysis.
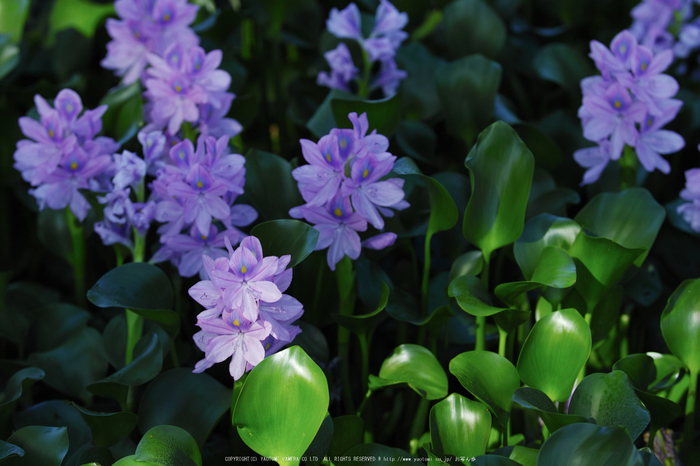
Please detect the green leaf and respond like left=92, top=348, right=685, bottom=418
left=574, top=188, right=665, bottom=268
left=369, top=344, right=448, bottom=400
left=430, top=393, right=491, bottom=459
left=87, top=263, right=178, bottom=336
left=569, top=371, right=650, bottom=441
left=0, top=0, right=30, bottom=42
left=394, top=43, right=444, bottom=120
left=87, top=333, right=163, bottom=405
left=4, top=426, right=68, bottom=466
left=250, top=219, right=319, bottom=268
left=342, top=444, right=415, bottom=466
left=505, top=446, right=538, bottom=466
left=463, top=122, right=535, bottom=260
left=336, top=282, right=390, bottom=336
left=443, top=0, right=506, bottom=59
left=37, top=208, right=74, bottom=264
left=71, top=403, right=138, bottom=448
left=306, top=88, right=356, bottom=138
left=647, top=353, right=684, bottom=391
left=613, top=354, right=657, bottom=391
left=328, top=416, right=364, bottom=459
left=532, top=43, right=594, bottom=95
left=48, top=0, right=115, bottom=45
left=538, top=423, right=644, bottom=466
left=517, top=309, right=591, bottom=402
left=304, top=413, right=333, bottom=466
left=0, top=440, right=23, bottom=461
left=233, top=346, right=329, bottom=466
left=449, top=351, right=520, bottom=427
left=660, top=279, right=700, bottom=373
left=638, top=448, right=663, bottom=466
left=471, top=456, right=521, bottom=466
left=244, top=149, right=304, bottom=221
left=514, top=214, right=581, bottom=281
left=138, top=369, right=231, bottom=449
left=449, top=251, right=483, bottom=282
left=435, top=56, right=502, bottom=146
left=32, top=303, right=90, bottom=352
left=0, top=42, right=19, bottom=81
left=511, top=387, right=588, bottom=434
left=0, top=367, right=45, bottom=438
left=395, top=120, right=437, bottom=165
left=495, top=246, right=576, bottom=307
left=393, top=158, right=459, bottom=238
left=134, top=425, right=202, bottom=466
left=28, top=327, right=108, bottom=404
left=331, top=93, right=402, bottom=138
left=448, top=275, right=508, bottom=317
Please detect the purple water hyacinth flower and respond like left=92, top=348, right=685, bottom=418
left=573, top=142, right=612, bottom=186
left=165, top=224, right=241, bottom=279
left=635, top=102, right=685, bottom=173
left=316, top=43, right=359, bottom=91
left=138, top=130, right=167, bottom=173
left=370, top=58, right=408, bottom=96
left=631, top=0, right=693, bottom=54
left=616, top=46, right=678, bottom=115
left=95, top=218, right=133, bottom=247
left=197, top=92, right=242, bottom=139
left=678, top=166, right=700, bottom=232
left=372, top=0, right=409, bottom=39
left=292, top=135, right=348, bottom=206
left=362, top=232, right=397, bottom=250
left=327, top=3, right=363, bottom=41
left=113, top=150, right=147, bottom=190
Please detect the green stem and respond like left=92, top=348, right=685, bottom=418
left=357, top=389, right=372, bottom=416
left=475, top=256, right=490, bottom=351
left=422, top=232, right=432, bottom=316
left=409, top=398, right=430, bottom=455
left=65, top=207, right=86, bottom=307
left=578, top=311, right=593, bottom=384
left=357, top=49, right=372, bottom=99
left=619, top=145, right=638, bottom=191
left=359, top=334, right=370, bottom=393
left=125, top=308, right=144, bottom=412
left=619, top=311, right=630, bottom=359
left=337, top=256, right=356, bottom=414
left=498, top=327, right=508, bottom=359
left=685, top=369, right=698, bottom=445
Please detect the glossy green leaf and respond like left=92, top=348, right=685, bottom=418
left=244, top=149, right=304, bottom=221
left=337, top=282, right=389, bottom=336
left=430, top=394, right=491, bottom=458
left=495, top=246, right=576, bottom=307
left=638, top=448, right=663, bottom=466
left=660, top=278, right=700, bottom=373
left=0, top=41, right=19, bottom=81
left=87, top=263, right=178, bottom=336
left=505, top=446, right=538, bottom=466
left=28, top=327, right=108, bottom=404
left=574, top=188, right=665, bottom=268
left=613, top=354, right=657, bottom=391
left=515, top=214, right=581, bottom=281
left=0, top=440, right=23, bottom=461
left=532, top=43, right=594, bottom=95
left=647, top=353, right=684, bottom=391
left=343, top=443, right=415, bottom=466
left=233, top=346, right=329, bottom=466
left=449, top=251, right=483, bottom=282
left=71, top=403, right=138, bottom=448
left=48, top=0, right=115, bottom=44
left=88, top=333, right=163, bottom=404
left=393, top=158, right=459, bottom=238
left=435, top=56, right=502, bottom=146
left=328, top=416, right=364, bottom=459
left=0, top=0, right=30, bottom=42
left=331, top=93, right=402, bottom=138
left=0, top=367, right=44, bottom=438
left=568, top=232, right=643, bottom=313
left=3, top=426, right=68, bottom=466
left=472, top=456, right=521, bottom=466
left=134, top=425, right=202, bottom=466
left=443, top=0, right=506, bottom=59
left=304, top=413, right=333, bottom=465
left=517, top=309, right=591, bottom=402
left=449, top=351, right=520, bottom=426
left=139, top=369, right=231, bottom=448
left=295, top=321, right=330, bottom=366
left=369, top=344, right=448, bottom=400
left=511, top=387, right=589, bottom=434
left=71, top=445, right=115, bottom=466
left=538, top=423, right=644, bottom=466
left=569, top=371, right=650, bottom=441
left=448, top=275, right=508, bottom=317
left=463, top=122, right=535, bottom=260
left=250, top=219, right=319, bottom=268
left=306, top=89, right=356, bottom=138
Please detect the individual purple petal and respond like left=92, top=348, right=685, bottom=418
left=362, top=232, right=397, bottom=250
left=327, top=3, right=363, bottom=41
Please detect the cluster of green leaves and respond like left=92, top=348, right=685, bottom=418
left=2, top=0, right=700, bottom=465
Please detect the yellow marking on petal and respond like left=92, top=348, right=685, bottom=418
left=163, top=14, right=170, bottom=22
left=641, top=62, right=647, bottom=71
left=197, top=180, right=203, bottom=188
left=134, top=31, right=140, bottom=38
left=614, top=100, right=621, bottom=109
left=265, top=342, right=270, bottom=350
left=362, top=168, right=369, bottom=178
left=201, top=235, right=207, bottom=240
left=175, top=85, right=182, bottom=92
left=66, top=104, right=73, bottom=112
left=196, top=63, right=201, bottom=70
left=179, top=151, right=185, bottom=159
left=334, top=207, right=342, bottom=217
left=147, top=139, right=153, bottom=147
left=620, top=45, right=627, bottom=53
left=233, top=319, right=240, bottom=326
left=49, top=129, right=54, bottom=138
left=325, top=153, right=331, bottom=162
left=241, top=265, right=247, bottom=273
left=647, top=118, right=653, bottom=127
left=70, top=161, right=77, bottom=170
left=340, top=139, right=347, bottom=149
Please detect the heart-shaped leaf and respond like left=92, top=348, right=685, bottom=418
left=369, top=344, right=448, bottom=400
left=133, top=425, right=202, bottom=466
left=71, top=403, right=138, bottom=448
left=448, top=275, right=508, bottom=317
left=511, top=387, right=587, bottom=433
left=661, top=278, right=700, bottom=373
left=4, top=426, right=69, bottom=466
left=233, top=346, right=329, bottom=466
left=250, top=219, right=319, bottom=268
left=430, top=393, right=491, bottom=459
left=0, top=367, right=45, bottom=438
left=449, top=351, right=520, bottom=426
left=569, top=371, right=650, bottom=441
left=517, top=309, right=591, bottom=402
left=514, top=214, right=581, bottom=281
left=463, top=121, right=535, bottom=260
left=532, top=43, right=594, bottom=95
left=443, top=0, right=506, bottom=59
left=328, top=415, right=364, bottom=459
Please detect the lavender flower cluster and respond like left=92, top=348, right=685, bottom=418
left=290, top=112, right=407, bottom=270
left=574, top=30, right=685, bottom=185
left=630, top=0, right=700, bottom=59
left=678, top=167, right=700, bottom=230
left=189, top=236, right=303, bottom=380
left=13, top=90, right=119, bottom=221
left=318, top=0, right=408, bottom=97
